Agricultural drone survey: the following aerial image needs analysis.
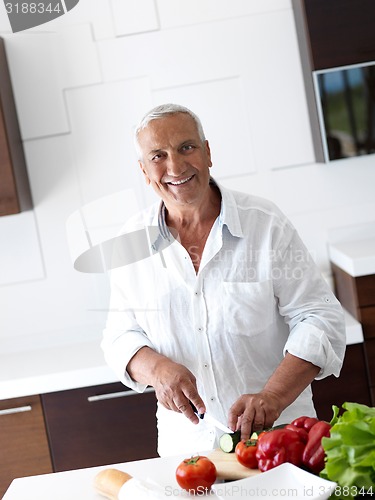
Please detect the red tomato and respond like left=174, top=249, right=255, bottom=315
left=235, top=440, right=259, bottom=469
left=175, top=455, right=217, bottom=493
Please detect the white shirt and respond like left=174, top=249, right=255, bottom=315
left=102, top=181, right=345, bottom=456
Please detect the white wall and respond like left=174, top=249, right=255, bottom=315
left=1, top=0, right=375, bottom=348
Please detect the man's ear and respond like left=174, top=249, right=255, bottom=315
left=139, top=161, right=151, bottom=185
left=205, top=140, right=213, bottom=168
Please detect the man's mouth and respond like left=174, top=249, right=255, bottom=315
left=167, top=175, right=194, bottom=186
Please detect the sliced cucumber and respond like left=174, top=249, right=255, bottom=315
left=219, top=430, right=241, bottom=453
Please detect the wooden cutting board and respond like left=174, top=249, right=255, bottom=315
left=208, top=449, right=261, bottom=480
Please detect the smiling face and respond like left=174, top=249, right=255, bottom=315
left=137, top=113, right=213, bottom=213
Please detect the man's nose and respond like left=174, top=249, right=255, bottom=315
left=167, top=153, right=185, bottom=176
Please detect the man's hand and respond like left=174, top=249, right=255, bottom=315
left=152, top=356, right=206, bottom=424
left=228, top=353, right=320, bottom=440
left=228, top=391, right=281, bottom=440
left=127, top=346, right=206, bottom=424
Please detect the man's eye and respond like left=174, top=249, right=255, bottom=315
left=151, top=154, right=162, bottom=161
left=181, top=145, right=195, bottom=152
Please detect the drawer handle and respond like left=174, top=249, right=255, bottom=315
left=0, top=405, right=32, bottom=416
left=87, top=387, right=155, bottom=402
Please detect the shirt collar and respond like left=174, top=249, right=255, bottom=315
left=149, top=203, right=170, bottom=253
left=214, top=179, right=243, bottom=238
left=150, top=177, right=244, bottom=252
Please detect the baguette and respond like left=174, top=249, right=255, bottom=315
left=94, top=468, right=133, bottom=500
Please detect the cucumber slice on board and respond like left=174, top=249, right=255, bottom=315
left=219, top=430, right=241, bottom=453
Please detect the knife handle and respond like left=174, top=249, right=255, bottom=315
left=189, top=401, right=204, bottom=419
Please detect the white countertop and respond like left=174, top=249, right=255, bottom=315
left=0, top=335, right=119, bottom=401
left=3, top=454, right=190, bottom=500
left=3, top=454, right=336, bottom=500
left=0, top=309, right=363, bottom=402
left=329, top=236, right=375, bottom=277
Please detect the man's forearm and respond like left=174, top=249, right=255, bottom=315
left=263, top=352, right=320, bottom=412
left=228, top=351, right=320, bottom=438
left=127, top=346, right=166, bottom=385
left=127, top=346, right=206, bottom=421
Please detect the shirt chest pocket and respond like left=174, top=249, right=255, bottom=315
left=223, top=280, right=274, bottom=337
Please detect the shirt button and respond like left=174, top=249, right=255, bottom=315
left=210, top=396, right=215, bottom=402
left=197, top=327, right=203, bottom=332
left=194, top=291, right=199, bottom=296
left=204, top=363, right=209, bottom=368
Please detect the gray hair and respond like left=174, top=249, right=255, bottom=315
left=134, top=103, right=206, bottom=160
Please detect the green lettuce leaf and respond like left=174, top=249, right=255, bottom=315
left=320, top=402, right=375, bottom=499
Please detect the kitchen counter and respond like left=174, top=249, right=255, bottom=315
left=3, top=453, right=189, bottom=500
left=329, top=237, right=375, bottom=277
left=0, top=334, right=118, bottom=400
left=0, top=309, right=363, bottom=401
left=3, top=452, right=337, bottom=500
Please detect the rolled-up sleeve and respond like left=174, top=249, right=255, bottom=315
left=101, top=273, right=155, bottom=393
left=284, top=319, right=345, bottom=379
left=274, top=222, right=346, bottom=379
left=101, top=326, right=154, bottom=392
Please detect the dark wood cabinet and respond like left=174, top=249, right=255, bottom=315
left=41, top=382, right=158, bottom=472
left=0, top=395, right=53, bottom=498
left=0, top=382, right=158, bottom=496
left=293, top=0, right=375, bottom=71
left=0, top=37, right=32, bottom=216
left=331, top=264, right=375, bottom=317
left=365, top=338, right=375, bottom=387
left=312, top=343, right=372, bottom=422
left=331, top=263, right=375, bottom=406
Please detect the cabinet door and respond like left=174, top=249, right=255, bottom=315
left=301, top=0, right=375, bottom=70
left=0, top=37, right=32, bottom=216
left=41, top=382, right=158, bottom=472
left=364, top=338, right=375, bottom=387
left=360, top=306, right=375, bottom=340
left=312, top=344, right=372, bottom=422
left=0, top=395, right=53, bottom=498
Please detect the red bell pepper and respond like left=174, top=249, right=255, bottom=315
left=255, top=428, right=305, bottom=472
left=290, top=415, right=319, bottom=432
left=302, top=420, right=331, bottom=474
left=284, top=424, right=309, bottom=443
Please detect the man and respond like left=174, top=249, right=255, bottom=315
left=102, top=103, right=345, bottom=457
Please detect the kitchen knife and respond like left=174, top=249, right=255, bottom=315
left=189, top=402, right=233, bottom=434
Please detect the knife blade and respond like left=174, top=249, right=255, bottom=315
left=189, top=402, right=233, bottom=434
